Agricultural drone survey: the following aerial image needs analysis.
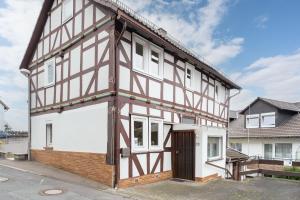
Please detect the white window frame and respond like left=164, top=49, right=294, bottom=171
left=275, top=143, right=292, bottom=159
left=185, top=63, right=194, bottom=90
left=44, top=58, right=56, bottom=87
left=246, top=114, right=259, bottom=128
left=148, top=44, right=164, bottom=79
left=132, top=33, right=164, bottom=80
left=148, top=118, right=163, bottom=151
left=260, top=112, right=275, bottom=128
left=131, top=115, right=148, bottom=152
left=263, top=143, right=273, bottom=159
left=62, top=0, right=73, bottom=23
left=215, top=84, right=219, bottom=102
left=230, top=143, right=242, bottom=152
left=207, top=136, right=222, bottom=161
left=46, top=123, right=53, bottom=148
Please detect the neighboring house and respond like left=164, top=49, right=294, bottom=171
left=19, top=0, right=240, bottom=188
left=229, top=97, right=300, bottom=161
left=0, top=99, right=9, bottom=131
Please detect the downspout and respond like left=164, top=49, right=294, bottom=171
left=227, top=89, right=241, bottom=148
left=20, top=68, right=31, bottom=160
left=113, top=15, right=127, bottom=189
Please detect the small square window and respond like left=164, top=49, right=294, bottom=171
left=246, top=114, right=259, bottom=128
left=261, top=112, right=275, bottom=128
left=44, top=58, right=55, bottom=86
left=46, top=123, right=53, bottom=147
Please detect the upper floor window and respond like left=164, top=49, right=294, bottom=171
left=261, top=112, right=275, bottom=128
left=132, top=33, right=163, bottom=79
left=246, top=114, right=259, bottom=128
left=215, top=85, right=219, bottom=102
left=62, top=0, right=73, bottom=23
left=44, top=58, right=55, bottom=87
left=185, top=63, right=194, bottom=89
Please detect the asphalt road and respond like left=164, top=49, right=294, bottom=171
left=0, top=164, right=131, bottom=200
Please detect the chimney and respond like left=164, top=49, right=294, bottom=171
left=158, top=28, right=167, bottom=36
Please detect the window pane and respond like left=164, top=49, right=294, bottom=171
left=135, top=43, right=144, bottom=70
left=46, top=124, right=52, bottom=147
left=150, top=50, right=159, bottom=75
left=48, top=63, right=54, bottom=84
left=134, top=121, right=143, bottom=147
left=208, top=137, right=221, bottom=158
left=262, top=114, right=275, bottom=127
left=230, top=143, right=242, bottom=152
left=275, top=143, right=292, bottom=159
left=246, top=115, right=259, bottom=128
left=63, top=0, right=73, bottom=21
left=264, top=144, right=272, bottom=159
left=186, top=69, right=192, bottom=87
left=151, top=122, right=158, bottom=146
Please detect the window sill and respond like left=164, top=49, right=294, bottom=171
left=207, top=157, right=223, bottom=162
left=132, top=68, right=163, bottom=81
left=43, top=147, right=53, bottom=151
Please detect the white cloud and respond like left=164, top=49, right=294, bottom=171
left=123, top=0, right=244, bottom=66
left=0, top=0, right=42, bottom=130
left=231, top=50, right=300, bottom=110
left=254, top=15, right=269, bottom=29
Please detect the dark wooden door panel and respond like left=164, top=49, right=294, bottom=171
left=172, top=131, right=195, bottom=180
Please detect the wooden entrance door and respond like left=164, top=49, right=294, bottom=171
left=172, top=131, right=195, bottom=180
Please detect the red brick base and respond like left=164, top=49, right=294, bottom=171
left=195, top=173, right=221, bottom=183
left=31, top=149, right=115, bottom=187
left=118, top=171, right=172, bottom=188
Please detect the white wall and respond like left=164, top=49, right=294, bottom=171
left=0, top=137, right=28, bottom=154
left=0, top=105, right=4, bottom=131
left=31, top=102, right=108, bottom=153
left=230, top=138, right=300, bottom=160
left=173, top=125, right=227, bottom=178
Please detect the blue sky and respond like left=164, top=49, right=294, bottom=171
left=0, top=0, right=299, bottom=130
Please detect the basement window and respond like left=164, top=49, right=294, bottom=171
left=46, top=123, right=53, bottom=147
left=62, top=0, right=73, bottom=23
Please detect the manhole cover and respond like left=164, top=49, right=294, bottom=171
left=40, top=189, right=64, bottom=196
left=0, top=177, right=9, bottom=182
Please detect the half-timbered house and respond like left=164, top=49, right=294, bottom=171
left=20, top=0, right=241, bottom=188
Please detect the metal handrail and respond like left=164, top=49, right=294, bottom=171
left=205, top=161, right=233, bottom=179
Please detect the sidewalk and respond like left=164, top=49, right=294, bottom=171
left=0, top=159, right=109, bottom=190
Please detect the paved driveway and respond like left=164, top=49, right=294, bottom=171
left=1, top=160, right=300, bottom=200
left=0, top=164, right=129, bottom=200
left=119, top=177, right=300, bottom=200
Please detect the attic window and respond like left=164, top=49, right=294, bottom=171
left=246, top=114, right=259, bottom=128
left=62, top=0, right=73, bottom=23
left=261, top=112, right=275, bottom=128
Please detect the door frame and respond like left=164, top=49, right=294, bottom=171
left=171, top=130, right=196, bottom=181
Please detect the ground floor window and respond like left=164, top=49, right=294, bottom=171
left=230, top=143, right=242, bottom=152
left=131, top=115, right=163, bottom=152
left=275, top=143, right=292, bottom=159
left=207, top=137, right=222, bottom=160
left=46, top=123, right=53, bottom=147
left=264, top=144, right=273, bottom=159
